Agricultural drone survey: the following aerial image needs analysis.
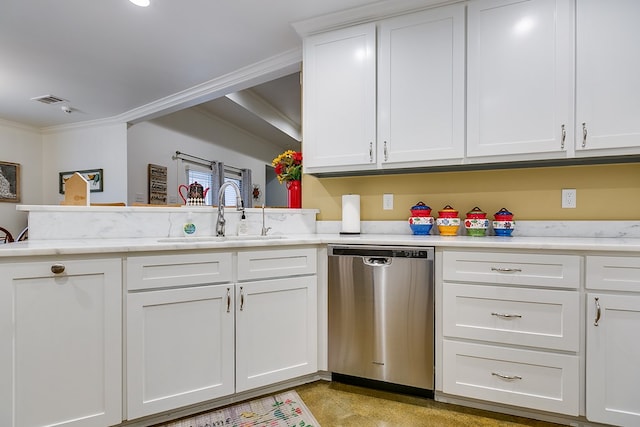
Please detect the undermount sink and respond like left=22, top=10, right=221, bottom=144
left=157, top=235, right=285, bottom=243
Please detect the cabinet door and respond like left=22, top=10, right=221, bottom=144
left=576, top=0, right=640, bottom=153
left=586, top=293, right=640, bottom=426
left=466, top=0, right=573, bottom=158
left=126, top=284, right=234, bottom=419
left=0, top=258, right=122, bottom=427
left=303, top=23, right=377, bottom=173
left=378, top=4, right=465, bottom=166
left=236, top=276, right=317, bottom=392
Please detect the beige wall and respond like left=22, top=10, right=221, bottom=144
left=302, top=162, right=640, bottom=221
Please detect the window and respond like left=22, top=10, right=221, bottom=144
left=186, top=167, right=214, bottom=205
left=222, top=168, right=242, bottom=207
left=185, top=165, right=245, bottom=207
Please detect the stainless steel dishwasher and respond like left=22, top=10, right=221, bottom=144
left=328, top=245, right=435, bottom=396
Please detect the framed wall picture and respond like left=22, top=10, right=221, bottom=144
left=0, top=161, right=20, bottom=203
left=59, top=169, right=103, bottom=194
left=148, top=163, right=168, bottom=204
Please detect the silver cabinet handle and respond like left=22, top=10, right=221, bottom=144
left=491, top=312, right=522, bottom=319
left=492, top=372, right=522, bottom=381
left=226, top=288, right=231, bottom=313
left=594, top=297, right=601, bottom=326
left=51, top=264, right=65, bottom=274
left=383, top=141, right=389, bottom=161
left=240, top=286, right=245, bottom=311
left=491, top=267, right=522, bottom=273
left=369, top=142, right=373, bottom=162
left=582, top=122, right=588, bottom=148
left=561, top=124, right=566, bottom=149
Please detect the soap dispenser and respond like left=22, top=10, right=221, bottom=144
left=237, top=211, right=248, bottom=236
left=183, top=211, right=196, bottom=236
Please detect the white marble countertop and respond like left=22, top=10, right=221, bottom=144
left=1, top=234, right=640, bottom=258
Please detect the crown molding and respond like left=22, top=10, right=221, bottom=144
left=39, top=48, right=302, bottom=134
left=119, top=48, right=302, bottom=125
left=0, top=117, right=42, bottom=133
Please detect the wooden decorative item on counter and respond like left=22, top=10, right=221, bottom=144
left=60, top=172, right=90, bottom=205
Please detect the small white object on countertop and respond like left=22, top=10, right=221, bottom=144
left=341, top=194, right=360, bottom=234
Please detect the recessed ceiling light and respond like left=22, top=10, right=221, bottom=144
left=129, top=0, right=150, bottom=7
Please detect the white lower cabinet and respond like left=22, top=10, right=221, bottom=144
left=586, top=255, right=640, bottom=426
left=236, top=276, right=318, bottom=392
left=126, top=247, right=318, bottom=420
left=126, top=252, right=234, bottom=420
left=126, top=284, right=235, bottom=419
left=0, top=257, right=122, bottom=427
left=443, top=340, right=579, bottom=415
left=440, top=250, right=580, bottom=416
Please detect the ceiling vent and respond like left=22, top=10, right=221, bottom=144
left=31, top=94, right=68, bottom=105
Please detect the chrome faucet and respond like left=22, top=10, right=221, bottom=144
left=261, top=204, right=272, bottom=236
left=216, top=182, right=244, bottom=237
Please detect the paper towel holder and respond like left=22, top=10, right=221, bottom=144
left=340, top=194, right=361, bottom=235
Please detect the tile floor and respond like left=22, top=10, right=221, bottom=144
left=294, top=380, right=565, bottom=427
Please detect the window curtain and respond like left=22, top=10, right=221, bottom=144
left=211, top=161, right=225, bottom=206
left=240, top=168, right=252, bottom=208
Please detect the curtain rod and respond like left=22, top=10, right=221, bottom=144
left=174, top=151, right=214, bottom=169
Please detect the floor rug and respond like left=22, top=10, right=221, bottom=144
left=159, top=390, right=320, bottom=427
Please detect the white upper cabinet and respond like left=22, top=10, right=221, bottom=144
left=377, top=5, right=465, bottom=168
left=466, top=0, right=573, bottom=159
left=303, top=23, right=377, bottom=173
left=302, top=4, right=465, bottom=174
left=575, top=0, right=640, bottom=154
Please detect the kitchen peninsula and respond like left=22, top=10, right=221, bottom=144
left=2, top=205, right=640, bottom=427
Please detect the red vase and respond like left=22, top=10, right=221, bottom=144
left=286, top=180, right=302, bottom=208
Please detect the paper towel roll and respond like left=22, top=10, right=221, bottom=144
left=341, top=194, right=361, bottom=234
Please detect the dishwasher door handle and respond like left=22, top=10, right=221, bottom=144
left=363, top=257, right=392, bottom=266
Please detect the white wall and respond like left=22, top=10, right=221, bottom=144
left=0, top=119, right=43, bottom=237
left=127, top=108, right=285, bottom=207
left=42, top=122, right=128, bottom=205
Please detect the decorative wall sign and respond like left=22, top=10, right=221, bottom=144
left=0, top=161, right=20, bottom=203
left=148, top=163, right=168, bottom=204
left=59, top=169, right=103, bottom=194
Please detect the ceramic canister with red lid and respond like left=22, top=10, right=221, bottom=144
left=436, top=205, right=460, bottom=235
left=493, top=208, right=515, bottom=236
left=465, top=206, right=489, bottom=236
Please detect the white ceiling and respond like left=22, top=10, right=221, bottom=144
left=1, top=0, right=383, bottom=132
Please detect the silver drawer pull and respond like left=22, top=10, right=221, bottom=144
left=594, top=297, right=601, bottom=326
left=492, top=372, right=522, bottom=381
left=51, top=264, right=66, bottom=274
left=226, top=288, right=231, bottom=313
left=491, top=267, right=522, bottom=273
left=491, top=312, right=522, bottom=319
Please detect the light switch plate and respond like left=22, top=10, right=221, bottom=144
left=383, top=193, right=393, bottom=210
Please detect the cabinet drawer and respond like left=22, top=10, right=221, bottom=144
left=443, top=284, right=579, bottom=351
left=127, top=252, right=232, bottom=290
left=442, top=340, right=579, bottom=416
left=237, top=248, right=317, bottom=281
left=442, top=250, right=580, bottom=289
left=586, top=255, right=640, bottom=292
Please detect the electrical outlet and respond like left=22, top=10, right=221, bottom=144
left=383, top=194, right=394, bottom=210
left=562, top=188, right=576, bottom=208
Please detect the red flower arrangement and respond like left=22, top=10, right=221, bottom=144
left=272, top=150, right=302, bottom=183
